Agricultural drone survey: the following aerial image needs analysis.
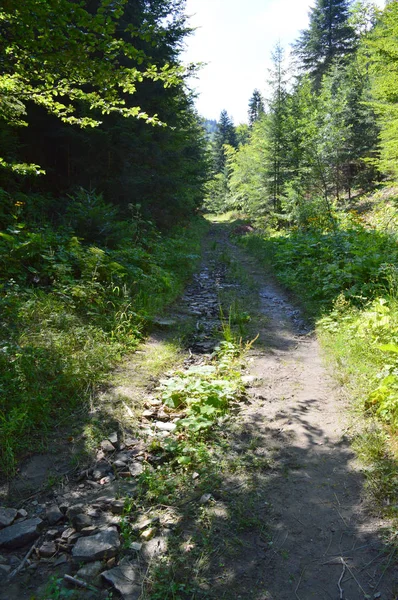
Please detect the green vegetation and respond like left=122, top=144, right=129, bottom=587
left=0, top=188, right=207, bottom=476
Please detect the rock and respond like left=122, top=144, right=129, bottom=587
left=129, top=542, right=142, bottom=552
left=102, top=559, right=141, bottom=600
left=106, top=557, right=116, bottom=568
left=17, top=509, right=28, bottom=519
left=129, top=463, right=144, bottom=477
left=154, top=421, right=176, bottom=432
left=46, top=505, right=63, bottom=525
left=61, top=527, right=76, bottom=540
left=241, top=375, right=257, bottom=385
left=113, top=460, right=127, bottom=469
left=54, top=554, right=68, bottom=566
left=140, top=528, right=155, bottom=541
left=199, top=493, right=212, bottom=504
left=66, top=505, right=84, bottom=520
left=72, top=528, right=120, bottom=562
left=0, top=517, right=42, bottom=549
left=108, top=432, right=118, bottom=446
left=93, top=462, right=111, bottom=481
left=46, top=529, right=59, bottom=540
left=76, top=561, right=103, bottom=581
left=0, top=507, right=18, bottom=529
left=142, top=409, right=155, bottom=419
left=153, top=317, right=177, bottom=328
left=39, top=541, right=57, bottom=558
left=0, top=564, right=11, bottom=578
left=110, top=500, right=124, bottom=515
left=101, top=440, right=115, bottom=453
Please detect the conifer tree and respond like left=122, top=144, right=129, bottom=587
left=248, top=90, right=265, bottom=126
left=294, top=0, right=357, bottom=86
left=213, top=110, right=237, bottom=173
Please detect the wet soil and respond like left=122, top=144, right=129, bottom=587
left=1, top=222, right=397, bottom=600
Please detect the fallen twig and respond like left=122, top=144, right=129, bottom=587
left=295, top=568, right=305, bottom=600
left=7, top=538, right=41, bottom=581
left=63, top=574, right=99, bottom=591
left=374, top=547, right=396, bottom=590
left=337, top=558, right=346, bottom=599
left=341, top=557, right=368, bottom=597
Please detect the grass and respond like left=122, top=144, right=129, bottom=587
left=0, top=189, right=208, bottom=477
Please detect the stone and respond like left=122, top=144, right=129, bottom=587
left=101, top=440, right=115, bottom=453
left=101, top=559, right=141, bottom=600
left=106, top=557, right=116, bottom=568
left=54, top=554, right=68, bottom=566
left=73, top=514, right=92, bottom=531
left=66, top=504, right=84, bottom=520
left=46, top=505, right=63, bottom=525
left=142, top=409, right=155, bottom=418
left=76, top=561, right=103, bottom=580
left=0, top=517, right=42, bottom=549
left=0, top=564, right=11, bottom=578
left=39, top=541, right=57, bottom=558
left=129, top=542, right=142, bottom=552
left=241, top=375, right=257, bottom=385
left=129, top=463, right=143, bottom=477
left=93, top=462, right=111, bottom=480
left=61, top=527, right=76, bottom=540
left=113, top=460, right=127, bottom=469
left=72, top=528, right=120, bottom=562
left=110, top=500, right=124, bottom=515
left=108, top=432, right=118, bottom=446
left=140, top=528, right=155, bottom=541
left=0, top=507, right=17, bottom=529
left=17, top=509, right=28, bottom=519
left=154, top=421, right=176, bottom=432
left=46, top=529, right=59, bottom=540
left=153, top=317, right=177, bottom=328
left=199, top=493, right=212, bottom=504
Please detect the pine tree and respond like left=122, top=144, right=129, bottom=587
left=294, top=0, right=357, bottom=86
left=248, top=89, right=265, bottom=126
left=266, top=43, right=290, bottom=212
left=213, top=110, right=237, bottom=173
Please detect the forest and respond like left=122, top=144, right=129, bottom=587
left=0, top=1, right=398, bottom=596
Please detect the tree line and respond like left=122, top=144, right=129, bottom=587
left=205, top=0, right=398, bottom=227
left=0, top=0, right=208, bottom=227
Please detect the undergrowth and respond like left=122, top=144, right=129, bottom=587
left=238, top=194, right=398, bottom=520
left=0, top=188, right=208, bottom=476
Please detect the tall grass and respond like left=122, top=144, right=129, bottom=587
left=0, top=189, right=207, bottom=476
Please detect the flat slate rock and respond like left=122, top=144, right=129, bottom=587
left=0, top=517, right=42, bottom=549
left=72, top=527, right=120, bottom=562
left=0, top=508, right=17, bottom=529
left=102, top=560, right=141, bottom=600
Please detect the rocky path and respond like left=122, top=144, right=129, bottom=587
left=0, top=222, right=396, bottom=600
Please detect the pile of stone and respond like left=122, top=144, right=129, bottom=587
left=0, top=434, right=173, bottom=599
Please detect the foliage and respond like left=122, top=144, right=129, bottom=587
left=248, top=89, right=265, bottom=126
left=212, top=109, right=238, bottom=174
left=0, top=190, right=207, bottom=476
left=157, top=344, right=244, bottom=433
left=294, top=0, right=357, bottom=87
left=364, top=1, right=398, bottom=178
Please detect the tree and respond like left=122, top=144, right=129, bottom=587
left=212, top=110, right=237, bottom=173
left=0, top=0, right=186, bottom=172
left=248, top=89, right=265, bottom=126
left=363, top=1, right=398, bottom=178
left=266, top=43, right=290, bottom=212
left=294, top=0, right=357, bottom=86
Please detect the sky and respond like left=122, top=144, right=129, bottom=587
left=181, top=0, right=384, bottom=125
